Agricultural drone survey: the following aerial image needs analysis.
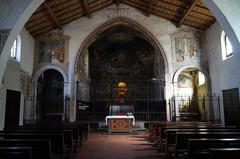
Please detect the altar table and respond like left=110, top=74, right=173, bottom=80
left=105, top=116, right=135, bottom=133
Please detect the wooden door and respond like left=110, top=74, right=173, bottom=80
left=5, top=89, right=21, bottom=128
left=223, top=88, right=240, bottom=127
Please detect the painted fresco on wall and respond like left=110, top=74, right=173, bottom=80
left=178, top=74, right=192, bottom=88
left=171, top=29, right=201, bottom=63
left=36, top=33, right=69, bottom=64
left=90, top=47, right=154, bottom=83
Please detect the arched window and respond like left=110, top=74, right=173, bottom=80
left=221, top=31, right=233, bottom=60
left=10, top=35, right=21, bottom=61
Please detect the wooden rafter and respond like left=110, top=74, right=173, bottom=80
left=177, top=0, right=197, bottom=27
left=82, top=0, right=91, bottom=18
left=115, top=0, right=120, bottom=6
left=146, top=0, right=153, bottom=16
left=43, top=2, right=61, bottom=28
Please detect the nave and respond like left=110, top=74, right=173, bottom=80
left=72, top=131, right=168, bottom=159
left=2, top=121, right=240, bottom=159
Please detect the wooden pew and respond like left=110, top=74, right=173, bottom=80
left=149, top=121, right=224, bottom=145
left=165, top=128, right=240, bottom=152
left=209, top=148, right=240, bottom=159
left=175, top=132, right=240, bottom=158
left=0, top=132, right=66, bottom=159
left=188, top=138, right=240, bottom=159
left=0, top=139, right=51, bottom=159
left=0, top=146, right=32, bottom=159
left=2, top=129, right=74, bottom=153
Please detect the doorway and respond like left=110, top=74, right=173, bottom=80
left=37, top=69, right=64, bottom=122
left=5, top=90, right=21, bottom=128
left=223, top=88, right=240, bottom=127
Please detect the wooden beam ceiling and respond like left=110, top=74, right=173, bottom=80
left=147, top=0, right=153, bottom=16
left=115, top=0, right=120, bottom=6
left=43, top=2, right=61, bottom=28
left=25, top=0, right=216, bottom=37
left=177, top=0, right=197, bottom=27
left=82, top=0, right=91, bottom=18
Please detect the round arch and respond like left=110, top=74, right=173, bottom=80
left=32, top=65, right=69, bottom=121
left=32, top=65, right=68, bottom=84
left=172, top=65, right=210, bottom=85
left=74, top=17, right=169, bottom=74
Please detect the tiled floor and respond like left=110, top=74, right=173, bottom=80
left=72, top=131, right=168, bottom=159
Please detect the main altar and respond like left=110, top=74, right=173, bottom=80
left=105, top=105, right=135, bottom=133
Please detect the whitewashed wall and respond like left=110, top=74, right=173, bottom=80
left=204, top=21, right=240, bottom=124
left=0, top=27, right=34, bottom=129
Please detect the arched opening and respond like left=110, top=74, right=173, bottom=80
left=171, top=67, right=220, bottom=122
left=74, top=18, right=168, bottom=123
left=176, top=68, right=207, bottom=121
left=36, top=69, right=64, bottom=122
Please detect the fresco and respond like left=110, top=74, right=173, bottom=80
left=171, top=29, right=202, bottom=63
left=36, top=34, right=69, bottom=64
left=90, top=47, right=154, bottom=83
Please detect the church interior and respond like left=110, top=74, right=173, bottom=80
left=1, top=0, right=240, bottom=158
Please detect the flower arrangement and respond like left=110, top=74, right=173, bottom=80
left=126, top=112, right=133, bottom=116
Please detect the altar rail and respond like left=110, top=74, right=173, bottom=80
left=76, top=99, right=166, bottom=121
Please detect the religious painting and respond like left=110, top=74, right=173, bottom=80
left=175, top=38, right=185, bottom=62
left=177, top=74, right=194, bottom=97
left=36, top=33, right=69, bottom=64
left=177, top=74, right=192, bottom=88
left=171, top=29, right=202, bottom=63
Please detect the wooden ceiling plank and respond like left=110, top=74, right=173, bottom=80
left=32, top=25, right=55, bottom=37
left=26, top=16, right=50, bottom=29
left=82, top=0, right=91, bottom=18
left=115, top=0, right=120, bottom=6
left=123, top=0, right=178, bottom=22
left=147, top=0, right=154, bottom=16
left=178, top=0, right=197, bottom=27
left=28, top=21, right=54, bottom=32
left=55, top=4, right=82, bottom=17
left=43, top=2, right=61, bottom=28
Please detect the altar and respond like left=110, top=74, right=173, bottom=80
left=105, top=115, right=135, bottom=133
left=106, top=105, right=135, bottom=133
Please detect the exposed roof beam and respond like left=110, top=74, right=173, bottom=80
left=115, top=0, right=120, bottom=6
left=43, top=2, right=61, bottom=28
left=146, top=0, right=153, bottom=16
left=82, top=0, right=91, bottom=18
left=177, top=0, right=197, bottom=27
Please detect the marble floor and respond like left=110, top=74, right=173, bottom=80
left=72, top=131, right=168, bottom=159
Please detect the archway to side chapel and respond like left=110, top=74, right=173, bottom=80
left=74, top=18, right=168, bottom=124
left=171, top=67, right=220, bottom=123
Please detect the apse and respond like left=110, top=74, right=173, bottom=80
left=76, top=24, right=166, bottom=121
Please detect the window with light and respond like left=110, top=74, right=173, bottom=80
left=10, top=35, right=21, bottom=61
left=221, top=31, right=233, bottom=60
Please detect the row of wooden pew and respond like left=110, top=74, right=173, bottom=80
left=0, top=122, right=88, bottom=159
left=149, top=121, right=240, bottom=159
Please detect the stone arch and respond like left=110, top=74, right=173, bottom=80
left=172, top=65, right=212, bottom=121
left=172, top=65, right=210, bottom=85
left=74, top=17, right=169, bottom=75
left=0, top=0, right=44, bottom=88
left=32, top=65, right=68, bottom=83
left=32, top=65, right=69, bottom=121
left=202, top=0, right=240, bottom=54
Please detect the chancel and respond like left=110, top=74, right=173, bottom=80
left=1, top=0, right=240, bottom=159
